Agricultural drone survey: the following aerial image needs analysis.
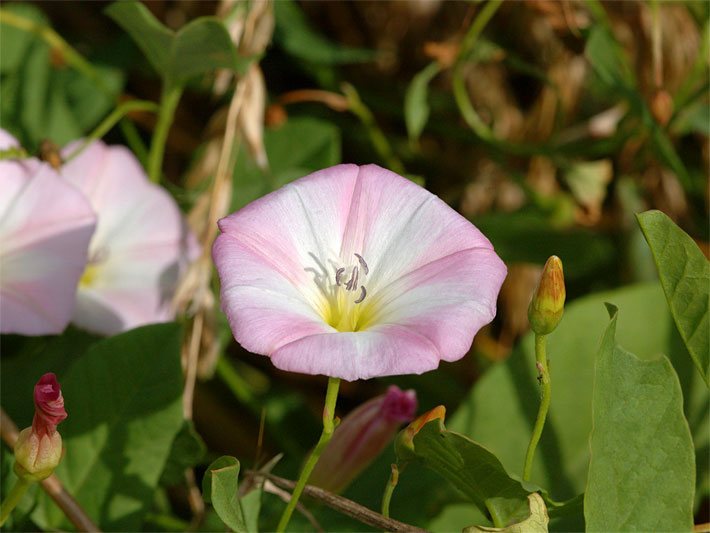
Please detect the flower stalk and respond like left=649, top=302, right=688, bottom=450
left=276, top=377, right=341, bottom=532
left=147, top=85, right=183, bottom=183
left=381, top=464, right=399, bottom=519
left=522, top=333, right=551, bottom=481
left=0, top=477, right=31, bottom=527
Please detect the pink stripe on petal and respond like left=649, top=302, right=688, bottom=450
left=217, top=164, right=360, bottom=288
left=340, top=165, right=495, bottom=291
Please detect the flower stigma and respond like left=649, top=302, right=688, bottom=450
left=309, top=252, right=375, bottom=333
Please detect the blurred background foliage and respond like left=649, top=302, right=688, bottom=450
left=0, top=0, right=708, bottom=531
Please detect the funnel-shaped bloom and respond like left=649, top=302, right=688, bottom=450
left=0, top=131, right=96, bottom=335
left=214, top=164, right=506, bottom=380
left=310, top=385, right=417, bottom=492
left=60, top=141, right=195, bottom=335
left=14, top=373, right=68, bottom=481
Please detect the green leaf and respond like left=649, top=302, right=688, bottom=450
left=637, top=210, right=710, bottom=385
left=273, top=0, right=374, bottom=65
left=584, top=304, right=695, bottom=531
left=0, top=4, right=44, bottom=74
left=31, top=324, right=184, bottom=530
left=203, top=456, right=247, bottom=533
left=231, top=117, right=341, bottom=211
left=168, top=18, right=243, bottom=87
left=448, top=283, right=708, bottom=506
left=403, top=420, right=532, bottom=527
left=404, top=62, right=441, bottom=144
left=160, top=420, right=207, bottom=486
left=463, top=493, right=549, bottom=533
left=0, top=3, right=123, bottom=149
left=104, top=1, right=172, bottom=78
left=106, top=1, right=241, bottom=88
left=241, top=484, right=262, bottom=533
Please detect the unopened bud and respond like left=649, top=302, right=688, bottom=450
left=528, top=256, right=565, bottom=335
left=650, top=89, right=673, bottom=127
left=310, top=386, right=417, bottom=493
left=14, top=373, right=67, bottom=481
left=395, top=405, right=446, bottom=460
left=14, top=428, right=63, bottom=481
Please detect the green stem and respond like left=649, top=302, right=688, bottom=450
left=451, top=0, right=502, bottom=140
left=0, top=147, right=28, bottom=160
left=0, top=9, right=111, bottom=96
left=216, top=356, right=258, bottom=410
left=147, top=85, right=183, bottom=184
left=0, top=477, right=32, bottom=527
left=486, top=500, right=506, bottom=529
left=523, top=334, right=551, bottom=481
left=341, top=83, right=406, bottom=176
left=64, top=100, right=159, bottom=162
left=381, top=464, right=399, bottom=518
left=120, top=119, right=150, bottom=168
left=276, top=377, right=341, bottom=533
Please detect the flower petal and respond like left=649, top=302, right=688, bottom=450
left=0, top=161, right=96, bottom=335
left=61, top=141, right=195, bottom=335
left=270, top=324, right=442, bottom=381
left=340, top=165, right=496, bottom=292
left=363, top=247, right=506, bottom=361
left=217, top=164, right=360, bottom=286
left=213, top=232, right=333, bottom=354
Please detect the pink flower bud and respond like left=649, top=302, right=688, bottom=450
left=32, top=373, right=67, bottom=436
left=310, top=386, right=417, bottom=493
left=14, top=373, right=67, bottom=481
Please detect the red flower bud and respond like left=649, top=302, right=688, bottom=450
left=32, top=373, right=67, bottom=436
left=14, top=373, right=67, bottom=481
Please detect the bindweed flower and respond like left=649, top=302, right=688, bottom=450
left=213, top=164, right=507, bottom=380
left=0, top=130, right=96, bottom=335
left=14, top=373, right=68, bottom=481
left=310, top=385, right=417, bottom=493
left=528, top=255, right=565, bottom=335
left=60, top=141, right=196, bottom=335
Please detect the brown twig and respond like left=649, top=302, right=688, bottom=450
left=262, top=480, right=323, bottom=532
left=0, top=408, right=100, bottom=532
left=249, top=471, right=428, bottom=533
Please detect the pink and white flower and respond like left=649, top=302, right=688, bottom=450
left=60, top=141, right=195, bottom=335
left=0, top=131, right=96, bottom=335
left=213, top=164, right=507, bottom=381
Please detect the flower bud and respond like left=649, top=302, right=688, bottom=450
left=528, top=256, right=565, bottom=335
left=394, top=405, right=446, bottom=460
left=14, top=373, right=67, bottom=481
left=310, top=386, right=417, bottom=493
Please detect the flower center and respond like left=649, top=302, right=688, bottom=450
left=310, top=252, right=375, bottom=333
left=79, top=248, right=108, bottom=288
